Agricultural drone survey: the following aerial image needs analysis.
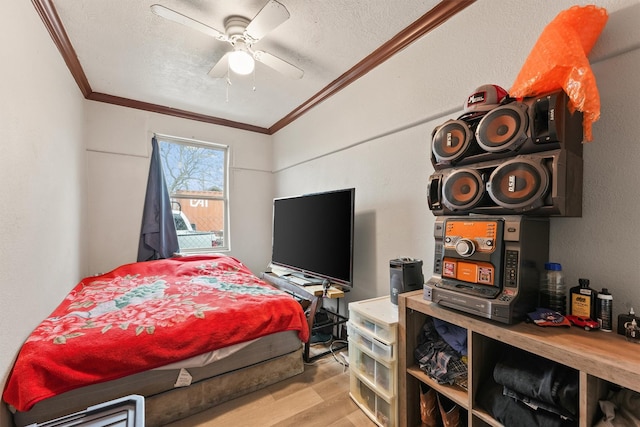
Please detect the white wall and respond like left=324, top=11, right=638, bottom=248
left=3, top=0, right=640, bottom=421
left=0, top=2, right=87, bottom=423
left=272, top=0, right=640, bottom=313
left=84, top=102, right=274, bottom=276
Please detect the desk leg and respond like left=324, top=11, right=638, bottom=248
left=304, top=296, right=321, bottom=363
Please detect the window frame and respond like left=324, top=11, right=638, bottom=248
left=155, top=133, right=230, bottom=253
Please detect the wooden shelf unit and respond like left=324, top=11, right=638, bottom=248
left=398, top=290, right=640, bottom=427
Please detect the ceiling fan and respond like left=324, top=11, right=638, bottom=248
left=150, top=1, right=304, bottom=80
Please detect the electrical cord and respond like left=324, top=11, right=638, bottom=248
left=330, top=339, right=349, bottom=371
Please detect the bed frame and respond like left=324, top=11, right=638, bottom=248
left=146, top=346, right=303, bottom=425
left=12, top=332, right=303, bottom=426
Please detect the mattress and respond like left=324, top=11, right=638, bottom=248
left=13, top=330, right=301, bottom=427
left=4, top=256, right=309, bottom=415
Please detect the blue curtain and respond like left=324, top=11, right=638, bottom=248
left=137, top=137, right=179, bottom=261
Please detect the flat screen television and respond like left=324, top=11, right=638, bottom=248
left=271, top=188, right=355, bottom=288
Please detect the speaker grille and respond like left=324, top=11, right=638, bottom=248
left=487, top=157, right=549, bottom=210
left=476, top=103, right=528, bottom=152
left=442, top=169, right=484, bottom=211
left=432, top=119, right=472, bottom=163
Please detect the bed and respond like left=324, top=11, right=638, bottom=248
left=3, top=255, right=309, bottom=426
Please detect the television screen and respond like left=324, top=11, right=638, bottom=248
left=271, top=188, right=355, bottom=288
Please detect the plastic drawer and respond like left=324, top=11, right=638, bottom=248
left=350, top=374, right=396, bottom=427
left=349, top=338, right=396, bottom=395
left=348, top=297, right=397, bottom=344
left=347, top=322, right=394, bottom=362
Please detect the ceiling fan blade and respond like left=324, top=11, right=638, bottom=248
left=150, top=4, right=228, bottom=42
left=253, top=50, right=303, bottom=79
left=245, top=0, right=290, bottom=41
left=208, top=52, right=231, bottom=78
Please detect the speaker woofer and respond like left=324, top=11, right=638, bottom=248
left=432, top=119, right=472, bottom=163
left=442, top=168, right=484, bottom=211
left=476, top=103, right=528, bottom=152
left=487, top=157, right=549, bottom=211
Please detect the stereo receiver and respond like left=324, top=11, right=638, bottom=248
left=424, top=215, right=549, bottom=324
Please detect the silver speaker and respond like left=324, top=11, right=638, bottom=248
left=427, top=149, right=582, bottom=217
left=430, top=90, right=583, bottom=169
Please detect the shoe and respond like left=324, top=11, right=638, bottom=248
left=419, top=384, right=438, bottom=427
left=310, top=332, right=332, bottom=344
left=437, top=393, right=460, bottom=427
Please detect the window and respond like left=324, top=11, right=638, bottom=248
left=156, top=134, right=229, bottom=252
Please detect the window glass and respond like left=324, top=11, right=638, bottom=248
left=157, top=135, right=229, bottom=252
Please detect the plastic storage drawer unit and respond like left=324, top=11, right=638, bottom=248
left=348, top=296, right=398, bottom=427
left=26, top=395, right=144, bottom=426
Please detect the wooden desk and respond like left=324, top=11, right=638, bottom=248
left=261, top=272, right=348, bottom=362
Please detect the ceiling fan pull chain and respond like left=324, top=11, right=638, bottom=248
left=252, top=69, right=256, bottom=92
left=225, top=62, right=232, bottom=102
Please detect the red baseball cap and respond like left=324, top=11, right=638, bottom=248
left=464, top=84, right=509, bottom=112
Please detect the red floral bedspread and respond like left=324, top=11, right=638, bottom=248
left=3, top=255, right=309, bottom=412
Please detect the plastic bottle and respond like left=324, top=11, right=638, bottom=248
left=539, top=262, right=566, bottom=314
left=597, top=288, right=613, bottom=332
left=570, top=278, right=598, bottom=319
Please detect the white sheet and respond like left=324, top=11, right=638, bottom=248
left=154, top=338, right=258, bottom=370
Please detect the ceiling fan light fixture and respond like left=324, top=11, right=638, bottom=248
left=229, top=48, right=255, bottom=75
left=153, top=2, right=303, bottom=80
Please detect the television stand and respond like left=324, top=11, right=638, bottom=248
left=261, top=272, right=348, bottom=362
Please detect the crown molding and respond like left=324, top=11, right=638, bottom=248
left=268, top=0, right=476, bottom=134
left=33, top=0, right=475, bottom=135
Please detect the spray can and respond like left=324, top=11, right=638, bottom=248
left=597, top=288, right=613, bottom=332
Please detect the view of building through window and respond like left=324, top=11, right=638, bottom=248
left=157, top=135, right=228, bottom=251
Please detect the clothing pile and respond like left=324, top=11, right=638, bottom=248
left=594, top=388, right=640, bottom=427
left=414, top=317, right=468, bottom=389
left=476, top=350, right=578, bottom=427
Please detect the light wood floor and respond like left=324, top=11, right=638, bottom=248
left=165, top=350, right=377, bottom=427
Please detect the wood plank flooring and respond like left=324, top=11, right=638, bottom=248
left=165, top=350, right=377, bottom=427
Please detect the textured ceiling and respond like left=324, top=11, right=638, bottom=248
left=50, top=0, right=466, bottom=132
